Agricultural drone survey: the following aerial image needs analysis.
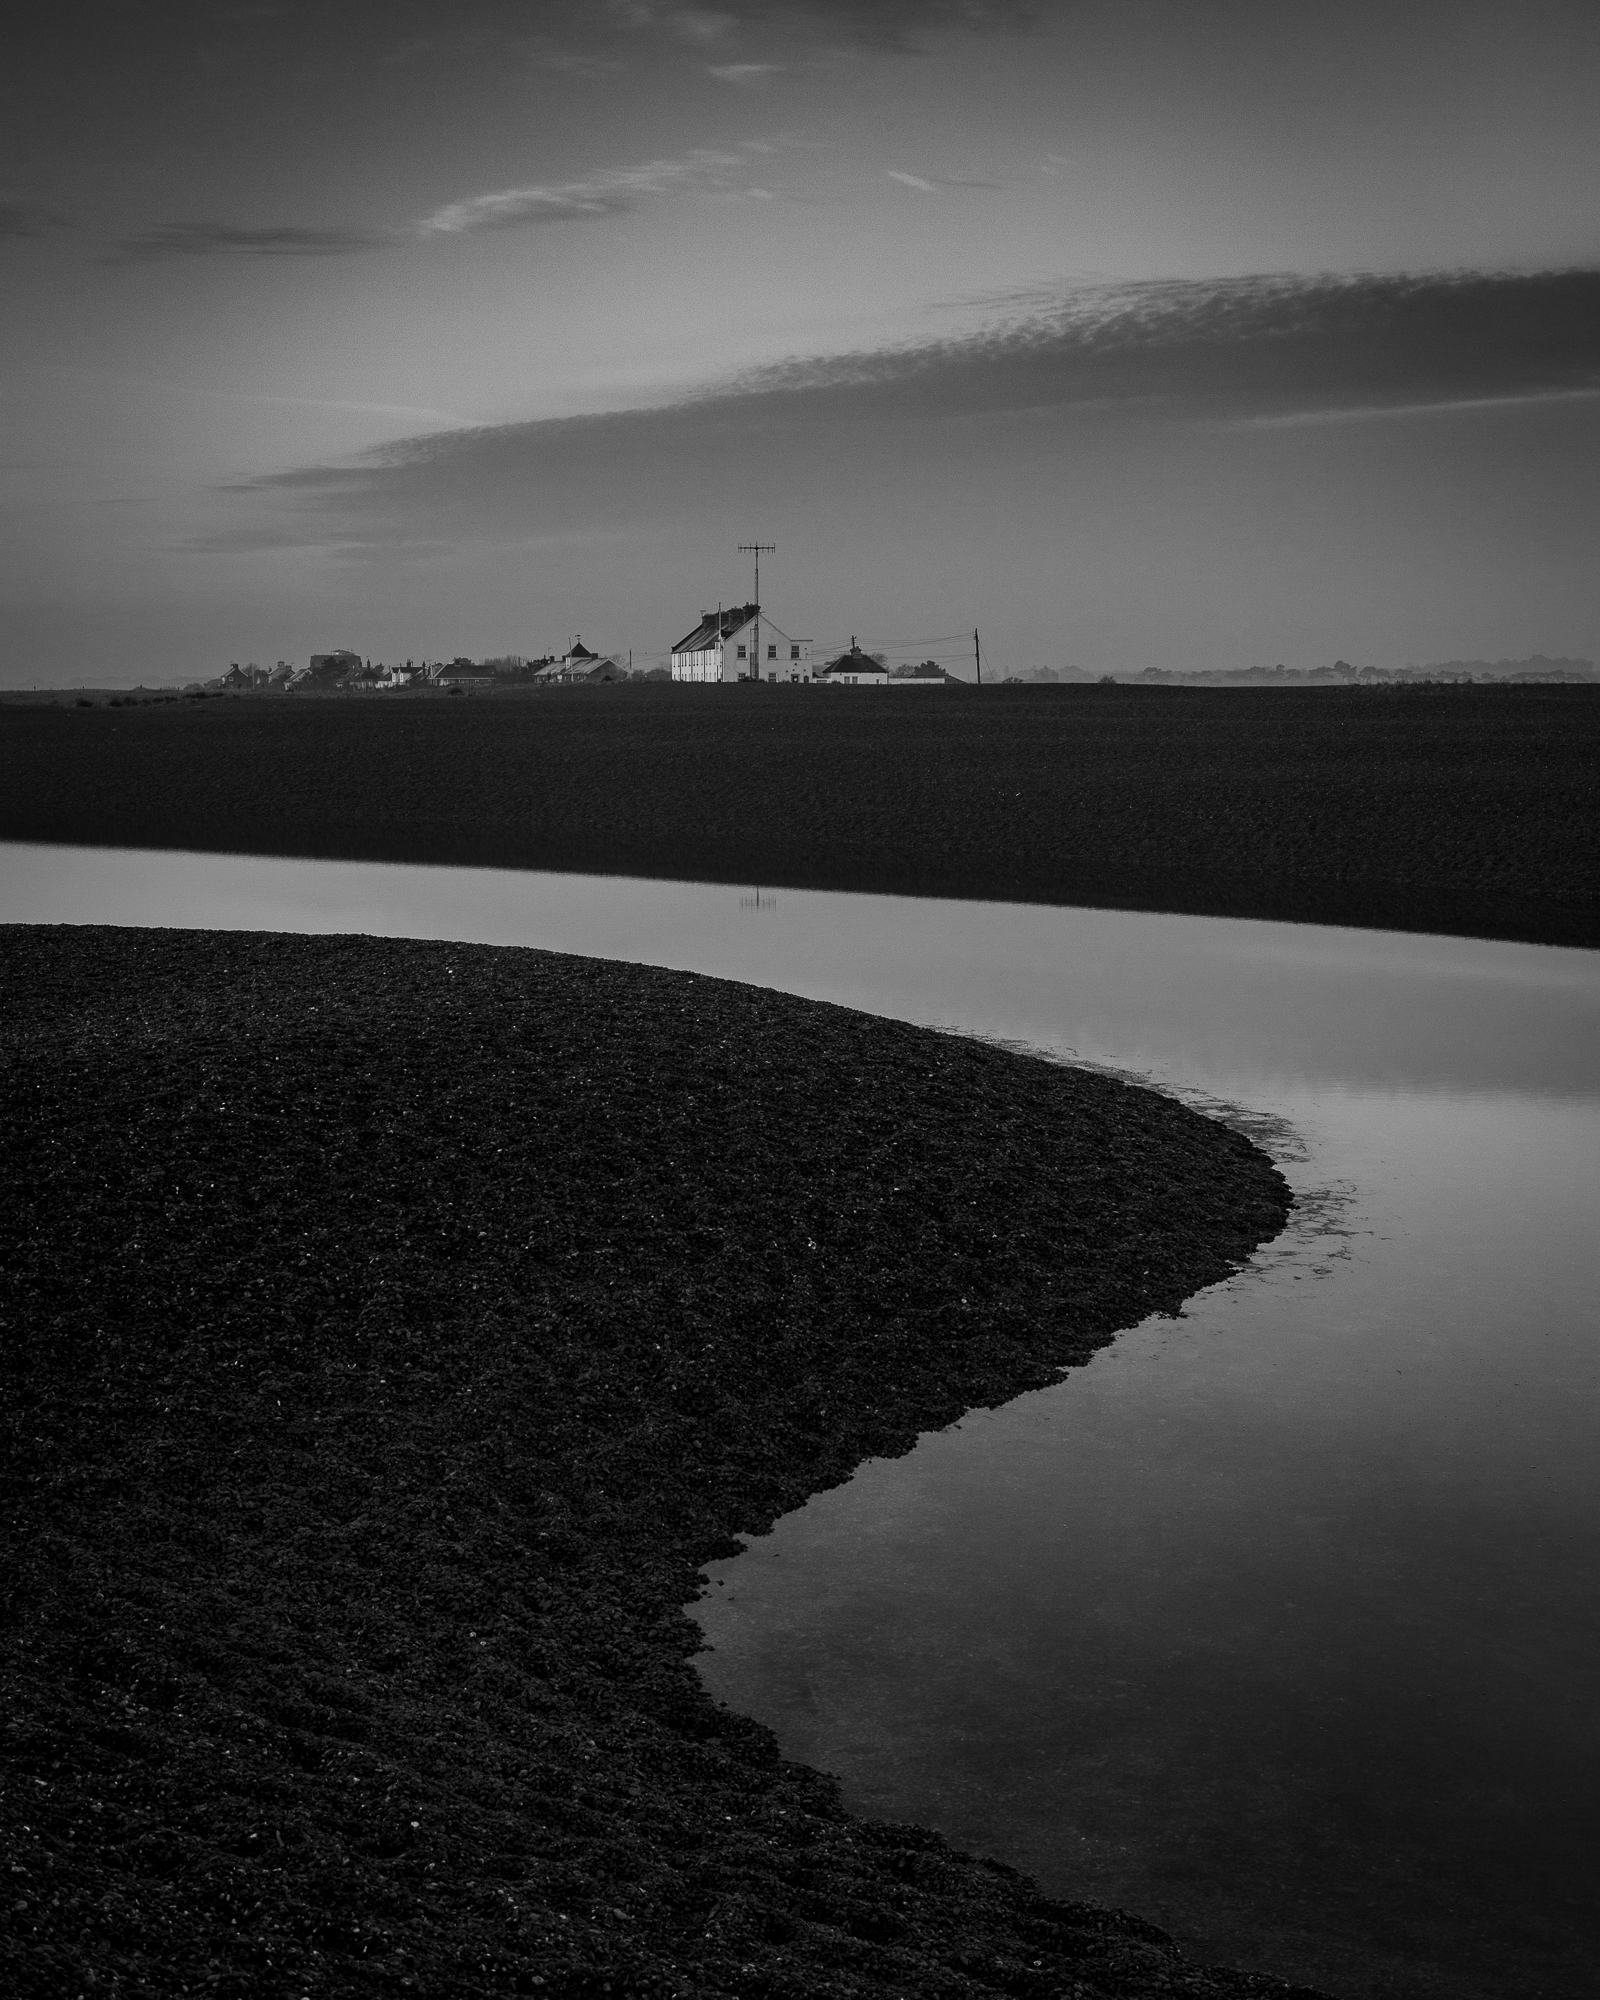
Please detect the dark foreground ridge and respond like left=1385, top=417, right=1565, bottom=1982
left=1, top=926, right=1311, bottom=1999
left=3, top=682, right=1597, bottom=949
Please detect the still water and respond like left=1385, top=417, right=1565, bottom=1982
left=6, top=844, right=1599, bottom=2000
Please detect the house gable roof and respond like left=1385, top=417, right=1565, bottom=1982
left=532, top=652, right=623, bottom=681
left=820, top=645, right=888, bottom=676
left=670, top=603, right=759, bottom=655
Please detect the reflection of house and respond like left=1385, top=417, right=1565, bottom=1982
left=532, top=638, right=626, bottom=684
left=670, top=604, right=812, bottom=683
left=818, top=642, right=889, bottom=686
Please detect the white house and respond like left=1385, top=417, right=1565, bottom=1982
left=817, top=643, right=890, bottom=687
left=670, top=603, right=813, bottom=683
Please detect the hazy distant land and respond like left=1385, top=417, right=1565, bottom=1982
left=1005, top=654, right=1598, bottom=686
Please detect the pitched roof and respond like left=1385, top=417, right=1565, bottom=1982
left=820, top=646, right=888, bottom=676
left=532, top=653, right=623, bottom=680
left=670, top=603, right=759, bottom=655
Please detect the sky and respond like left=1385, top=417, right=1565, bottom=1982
left=3, top=0, right=1597, bottom=683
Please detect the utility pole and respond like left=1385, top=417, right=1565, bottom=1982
left=738, top=541, right=775, bottom=682
left=974, top=628, right=983, bottom=685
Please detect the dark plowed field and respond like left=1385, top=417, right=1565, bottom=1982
left=3, top=682, right=1595, bottom=947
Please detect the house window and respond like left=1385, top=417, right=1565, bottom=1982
left=768, top=643, right=777, bottom=659
left=790, top=644, right=800, bottom=659
left=737, top=644, right=747, bottom=659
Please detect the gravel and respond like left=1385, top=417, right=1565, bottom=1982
left=1, top=924, right=1314, bottom=1998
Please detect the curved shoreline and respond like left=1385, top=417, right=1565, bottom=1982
left=1, top=926, right=1319, bottom=1997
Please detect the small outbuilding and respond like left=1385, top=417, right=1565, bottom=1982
left=817, top=642, right=890, bottom=687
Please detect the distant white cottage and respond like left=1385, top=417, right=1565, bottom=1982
left=817, top=642, right=890, bottom=686
left=670, top=603, right=813, bottom=683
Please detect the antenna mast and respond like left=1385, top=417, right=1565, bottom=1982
left=738, top=541, right=775, bottom=682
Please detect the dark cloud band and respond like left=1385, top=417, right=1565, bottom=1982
left=202, top=266, right=1600, bottom=553
left=745, top=268, right=1600, bottom=413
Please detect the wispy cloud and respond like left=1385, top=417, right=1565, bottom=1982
left=584, top=0, right=1037, bottom=58
left=117, top=221, right=392, bottom=260
left=522, top=40, right=624, bottom=76
left=1224, top=385, right=1600, bottom=431
left=677, top=8, right=743, bottom=42
left=116, top=144, right=762, bottom=261
left=414, top=149, right=746, bottom=236
left=671, top=1, right=1039, bottom=53
left=708, top=61, right=785, bottom=81
left=887, top=167, right=1002, bottom=191
left=413, top=187, right=633, bottom=234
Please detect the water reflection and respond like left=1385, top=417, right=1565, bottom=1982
left=696, top=1090, right=1600, bottom=1999
left=6, top=842, right=1600, bottom=1998
left=4, top=842, right=1596, bottom=1098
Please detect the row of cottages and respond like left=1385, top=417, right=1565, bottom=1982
left=670, top=604, right=814, bottom=683
left=221, top=662, right=287, bottom=690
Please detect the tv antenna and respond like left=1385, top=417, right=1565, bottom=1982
left=738, top=540, right=775, bottom=681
